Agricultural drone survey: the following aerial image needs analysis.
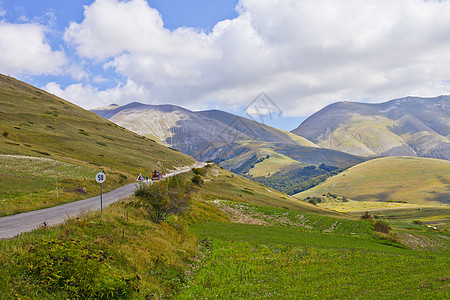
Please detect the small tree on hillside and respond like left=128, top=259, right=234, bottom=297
left=134, top=176, right=192, bottom=223
left=191, top=175, right=203, bottom=185
left=361, top=211, right=373, bottom=220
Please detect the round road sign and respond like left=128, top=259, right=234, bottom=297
left=95, top=172, right=106, bottom=183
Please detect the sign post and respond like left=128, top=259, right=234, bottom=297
left=95, top=171, right=106, bottom=214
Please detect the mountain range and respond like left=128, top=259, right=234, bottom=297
left=291, top=96, right=450, bottom=160
left=92, top=102, right=367, bottom=176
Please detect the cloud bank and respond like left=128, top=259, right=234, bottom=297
left=4, top=0, right=450, bottom=116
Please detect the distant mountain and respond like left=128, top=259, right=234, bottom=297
left=291, top=96, right=450, bottom=160
left=92, top=102, right=317, bottom=158
left=92, top=102, right=366, bottom=175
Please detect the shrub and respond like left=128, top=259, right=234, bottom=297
left=373, top=220, right=391, bottom=234
left=134, top=176, right=192, bottom=223
left=360, top=211, right=373, bottom=220
left=2, top=131, right=8, bottom=138
left=192, top=168, right=206, bottom=176
left=191, top=175, right=204, bottom=185
left=308, top=197, right=322, bottom=205
left=22, top=238, right=137, bottom=299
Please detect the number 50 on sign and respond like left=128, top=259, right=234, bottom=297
left=96, top=172, right=106, bottom=183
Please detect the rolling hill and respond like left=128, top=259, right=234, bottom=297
left=294, top=156, right=450, bottom=205
left=291, top=96, right=450, bottom=160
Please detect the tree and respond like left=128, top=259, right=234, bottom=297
left=191, top=175, right=203, bottom=185
left=134, top=176, right=192, bottom=223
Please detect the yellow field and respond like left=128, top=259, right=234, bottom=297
left=294, top=156, right=450, bottom=205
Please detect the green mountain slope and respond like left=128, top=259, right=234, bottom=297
left=0, top=74, right=194, bottom=174
left=294, top=156, right=450, bottom=205
left=195, top=164, right=345, bottom=217
left=0, top=74, right=196, bottom=214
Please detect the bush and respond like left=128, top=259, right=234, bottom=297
left=191, top=175, right=204, bottom=185
left=192, top=168, right=206, bottom=176
left=22, top=238, right=137, bottom=299
left=308, top=197, right=322, bottom=205
left=134, top=176, right=192, bottom=224
left=2, top=131, right=8, bottom=138
left=373, top=220, right=391, bottom=234
left=360, top=211, right=373, bottom=220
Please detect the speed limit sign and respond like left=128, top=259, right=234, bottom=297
left=96, top=172, right=106, bottom=183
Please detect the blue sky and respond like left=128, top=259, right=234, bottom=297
left=1, top=0, right=450, bottom=131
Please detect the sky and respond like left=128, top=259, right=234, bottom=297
left=1, top=0, right=450, bottom=131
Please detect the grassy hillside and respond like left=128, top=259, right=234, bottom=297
left=0, top=74, right=194, bottom=173
left=0, top=74, right=194, bottom=214
left=294, top=156, right=450, bottom=205
left=194, top=164, right=346, bottom=217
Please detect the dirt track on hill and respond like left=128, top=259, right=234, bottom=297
left=0, top=163, right=205, bottom=239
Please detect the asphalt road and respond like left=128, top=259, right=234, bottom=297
left=0, top=163, right=205, bottom=239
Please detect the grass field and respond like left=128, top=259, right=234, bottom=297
left=0, top=155, right=133, bottom=216
left=179, top=226, right=449, bottom=299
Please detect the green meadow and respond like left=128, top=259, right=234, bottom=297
left=180, top=225, right=448, bottom=299
left=0, top=155, right=132, bottom=216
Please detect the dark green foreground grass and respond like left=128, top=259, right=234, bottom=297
left=178, top=222, right=449, bottom=299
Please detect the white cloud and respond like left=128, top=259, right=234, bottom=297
left=44, top=79, right=148, bottom=109
left=61, top=0, right=450, bottom=116
left=0, top=23, right=67, bottom=76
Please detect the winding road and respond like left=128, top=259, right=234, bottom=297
left=0, top=163, right=205, bottom=239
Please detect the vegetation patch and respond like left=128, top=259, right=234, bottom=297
left=133, top=177, right=192, bottom=224
left=251, top=164, right=347, bottom=195
left=22, top=237, right=138, bottom=299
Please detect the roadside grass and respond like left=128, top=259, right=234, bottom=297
left=0, top=155, right=131, bottom=216
left=0, top=194, right=227, bottom=299
left=180, top=222, right=450, bottom=299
